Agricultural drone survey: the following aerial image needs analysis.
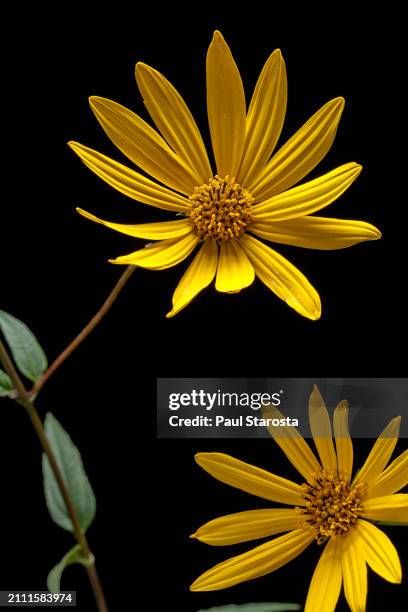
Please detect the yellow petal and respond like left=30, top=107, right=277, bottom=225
left=166, top=240, right=218, bottom=317
left=77, top=208, right=192, bottom=239
left=308, top=385, right=338, bottom=473
left=333, top=400, right=353, bottom=481
left=240, top=234, right=321, bottom=320
left=191, top=508, right=304, bottom=546
left=360, top=494, right=408, bottom=524
left=89, top=96, right=199, bottom=193
left=353, top=417, right=401, bottom=488
left=249, top=216, right=381, bottom=250
left=206, top=31, right=246, bottom=178
left=341, top=528, right=368, bottom=612
left=262, top=404, right=322, bottom=483
left=69, top=142, right=188, bottom=212
left=135, top=62, right=212, bottom=182
left=366, top=450, right=408, bottom=498
left=304, top=536, right=343, bottom=612
left=252, top=163, right=362, bottom=220
left=110, top=232, right=199, bottom=269
left=195, top=452, right=305, bottom=506
left=251, top=97, right=345, bottom=200
left=354, top=519, right=402, bottom=583
left=190, top=528, right=314, bottom=591
left=238, top=49, right=287, bottom=186
left=215, top=239, right=255, bottom=293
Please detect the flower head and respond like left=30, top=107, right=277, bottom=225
left=70, top=32, right=380, bottom=319
left=190, top=386, right=407, bottom=611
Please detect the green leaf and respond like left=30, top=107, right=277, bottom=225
left=47, top=544, right=90, bottom=593
left=42, top=413, right=96, bottom=532
left=197, top=604, right=301, bottom=612
left=0, top=310, right=47, bottom=382
left=0, top=368, right=13, bottom=397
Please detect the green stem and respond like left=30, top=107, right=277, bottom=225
left=30, top=265, right=135, bottom=398
left=0, top=340, right=109, bottom=612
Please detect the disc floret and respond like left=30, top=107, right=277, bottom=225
left=187, top=175, right=253, bottom=242
left=300, top=471, right=365, bottom=544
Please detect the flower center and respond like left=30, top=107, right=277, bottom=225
left=300, top=471, right=365, bottom=544
left=187, top=175, right=253, bottom=242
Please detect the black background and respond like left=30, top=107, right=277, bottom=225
left=1, top=3, right=407, bottom=611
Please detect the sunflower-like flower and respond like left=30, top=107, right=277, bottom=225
left=190, top=386, right=407, bottom=611
left=69, top=31, right=380, bottom=320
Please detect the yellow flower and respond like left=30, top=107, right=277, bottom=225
left=69, top=31, right=380, bottom=320
left=190, top=386, right=407, bottom=612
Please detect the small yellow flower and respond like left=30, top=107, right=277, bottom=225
left=190, top=386, right=407, bottom=612
left=69, top=31, right=381, bottom=320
